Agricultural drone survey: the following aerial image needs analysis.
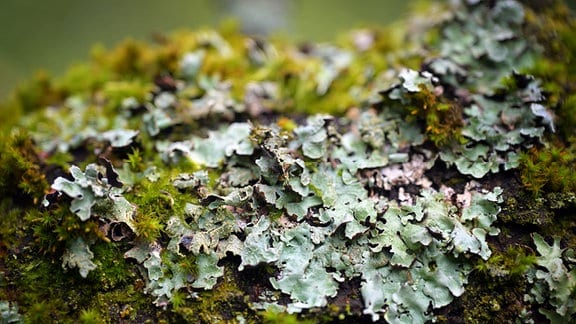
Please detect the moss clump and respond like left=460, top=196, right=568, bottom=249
left=171, top=259, right=259, bottom=323
left=474, top=246, right=537, bottom=279
left=518, top=2, right=576, bottom=197
left=523, top=2, right=576, bottom=140
left=516, top=2, right=576, bottom=197
left=0, top=129, right=49, bottom=204
left=403, top=85, right=465, bottom=148
left=9, top=71, right=67, bottom=114
left=1, top=237, right=170, bottom=323
left=440, top=271, right=534, bottom=324
left=519, top=143, right=576, bottom=196
left=500, top=189, right=576, bottom=243
left=438, top=244, right=542, bottom=323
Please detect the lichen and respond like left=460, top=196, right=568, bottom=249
left=0, top=301, right=22, bottom=324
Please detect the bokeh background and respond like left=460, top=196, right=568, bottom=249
left=2, top=1, right=574, bottom=101
left=0, top=0, right=416, bottom=100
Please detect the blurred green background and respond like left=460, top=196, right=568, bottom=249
left=0, top=0, right=416, bottom=100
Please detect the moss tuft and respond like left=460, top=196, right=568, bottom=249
left=172, top=259, right=259, bottom=323
left=519, top=143, right=576, bottom=196
left=0, top=129, right=49, bottom=204
left=404, top=85, right=465, bottom=148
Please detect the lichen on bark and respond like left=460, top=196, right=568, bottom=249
left=1, top=1, right=575, bottom=323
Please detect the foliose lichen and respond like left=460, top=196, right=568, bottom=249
left=525, top=233, right=576, bottom=321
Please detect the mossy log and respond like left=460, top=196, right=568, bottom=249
left=1, top=1, right=575, bottom=323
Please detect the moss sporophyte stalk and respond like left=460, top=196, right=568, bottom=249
left=1, top=0, right=575, bottom=323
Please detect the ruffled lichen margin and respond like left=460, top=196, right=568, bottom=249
left=1, top=0, right=575, bottom=323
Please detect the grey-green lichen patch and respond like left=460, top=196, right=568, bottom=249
left=0, top=301, right=22, bottom=324
left=429, top=0, right=532, bottom=95
left=61, top=237, right=97, bottom=278
left=46, top=161, right=139, bottom=277
left=43, top=88, right=509, bottom=321
left=438, top=83, right=549, bottom=178
left=105, top=103, right=505, bottom=322
left=420, top=1, right=551, bottom=179
left=124, top=241, right=200, bottom=307
left=48, top=163, right=136, bottom=230
left=524, top=233, right=576, bottom=321
left=22, top=96, right=139, bottom=153
left=158, top=122, right=254, bottom=167
left=375, top=64, right=550, bottom=180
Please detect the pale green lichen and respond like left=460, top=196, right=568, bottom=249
left=117, top=104, right=504, bottom=321
left=429, top=0, right=532, bottom=94
left=524, top=233, right=576, bottom=321
left=48, top=163, right=136, bottom=230
left=0, top=301, right=23, bottom=324
left=61, top=237, right=98, bottom=278
left=124, top=242, right=189, bottom=307
left=22, top=96, right=139, bottom=153
left=423, top=1, right=551, bottom=178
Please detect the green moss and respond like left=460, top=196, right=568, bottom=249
left=0, top=129, right=49, bottom=204
left=90, top=243, right=136, bottom=290
left=459, top=283, right=529, bottom=324
left=2, top=235, right=167, bottom=323
left=125, top=147, right=146, bottom=172
left=25, top=301, right=56, bottom=323
left=78, top=308, right=104, bottom=324
left=403, top=85, right=465, bottom=148
left=523, top=2, right=576, bottom=140
left=126, top=171, right=196, bottom=242
left=499, top=194, right=555, bottom=226
left=44, top=150, right=74, bottom=171
left=56, top=63, right=111, bottom=96
left=8, top=255, right=89, bottom=322
left=92, top=39, right=163, bottom=80
left=261, top=311, right=316, bottom=324
left=0, top=201, right=27, bottom=251
left=500, top=188, right=576, bottom=233
left=85, top=282, right=168, bottom=323
left=26, top=204, right=103, bottom=254
left=100, top=79, right=152, bottom=115
left=172, top=260, right=259, bottom=323
left=519, top=144, right=576, bottom=196
left=509, top=2, right=576, bottom=196
left=11, top=71, right=67, bottom=114
left=439, top=246, right=537, bottom=323
left=475, top=246, right=537, bottom=279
